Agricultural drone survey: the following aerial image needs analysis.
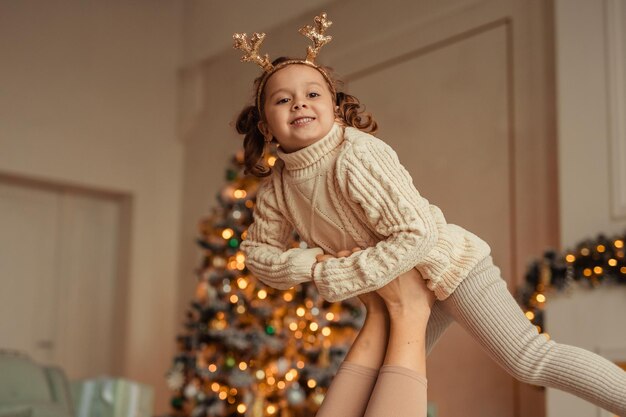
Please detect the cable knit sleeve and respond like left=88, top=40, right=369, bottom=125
left=240, top=177, right=324, bottom=290
left=312, top=139, right=439, bottom=302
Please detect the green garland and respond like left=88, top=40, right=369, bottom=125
left=517, top=231, right=626, bottom=334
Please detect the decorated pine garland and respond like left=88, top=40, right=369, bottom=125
left=517, top=231, right=626, bottom=336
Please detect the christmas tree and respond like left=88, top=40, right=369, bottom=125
left=167, top=145, right=363, bottom=417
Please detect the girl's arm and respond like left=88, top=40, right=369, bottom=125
left=312, top=139, right=440, bottom=302
left=241, top=178, right=324, bottom=290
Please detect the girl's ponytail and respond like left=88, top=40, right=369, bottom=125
left=335, top=91, right=378, bottom=134
left=235, top=104, right=271, bottom=178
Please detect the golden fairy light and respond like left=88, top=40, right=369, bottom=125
left=219, top=391, right=228, bottom=400
left=239, top=362, right=247, bottom=370
left=322, top=326, right=331, bottom=336
left=233, top=189, right=247, bottom=199
left=615, top=239, right=624, bottom=248
left=277, top=381, right=286, bottom=389
left=222, top=228, right=234, bottom=239
left=258, top=289, right=267, bottom=299
left=268, top=156, right=277, bottom=166
left=565, top=254, right=575, bottom=263
left=283, top=292, right=294, bottom=302
left=208, top=364, right=217, bottom=372
left=307, top=379, right=317, bottom=388
left=297, top=361, right=305, bottom=369
left=237, top=404, right=247, bottom=414
left=581, top=248, right=590, bottom=256
left=267, top=376, right=276, bottom=385
left=608, top=258, right=617, bottom=266
left=230, top=294, right=239, bottom=303
left=211, top=382, right=220, bottom=392
left=296, top=307, right=306, bottom=317
left=237, top=278, right=248, bottom=289
left=621, top=267, right=626, bottom=274
left=583, top=268, right=592, bottom=277
left=535, top=293, right=546, bottom=303
left=597, top=244, right=606, bottom=253
left=267, top=404, right=277, bottom=415
left=594, top=266, right=603, bottom=274
left=256, top=370, right=265, bottom=380
left=309, top=322, right=319, bottom=331
left=525, top=311, right=535, bottom=321
left=325, top=312, right=335, bottom=320
left=289, top=322, right=298, bottom=331
left=236, top=305, right=246, bottom=314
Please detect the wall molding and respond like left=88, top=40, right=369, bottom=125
left=606, top=0, right=626, bottom=219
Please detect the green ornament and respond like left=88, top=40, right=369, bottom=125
left=228, top=238, right=239, bottom=248
left=226, top=169, right=237, bottom=181
left=171, top=396, right=184, bottom=410
left=265, top=325, right=276, bottom=335
left=225, top=356, right=236, bottom=368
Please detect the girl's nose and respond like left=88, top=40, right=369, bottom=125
left=292, top=102, right=307, bottom=110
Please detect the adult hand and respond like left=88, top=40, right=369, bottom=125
left=316, top=246, right=361, bottom=262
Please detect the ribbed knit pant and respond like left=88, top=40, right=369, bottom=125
left=429, top=255, right=626, bottom=416
left=317, top=255, right=626, bottom=417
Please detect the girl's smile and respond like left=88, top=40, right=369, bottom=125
left=258, top=64, right=336, bottom=153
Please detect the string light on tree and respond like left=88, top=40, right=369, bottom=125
left=167, top=145, right=363, bottom=417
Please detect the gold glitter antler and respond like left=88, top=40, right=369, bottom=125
left=299, top=12, right=333, bottom=63
left=233, top=32, right=274, bottom=72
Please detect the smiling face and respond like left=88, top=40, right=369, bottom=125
left=258, top=64, right=336, bottom=153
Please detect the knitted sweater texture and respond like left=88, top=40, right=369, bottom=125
left=240, top=122, right=491, bottom=301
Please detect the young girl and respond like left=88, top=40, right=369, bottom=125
left=234, top=13, right=626, bottom=415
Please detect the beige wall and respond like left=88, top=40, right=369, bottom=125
left=0, top=1, right=183, bottom=413
left=555, top=0, right=626, bottom=248
left=547, top=0, right=626, bottom=415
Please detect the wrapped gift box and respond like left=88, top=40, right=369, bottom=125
left=70, top=378, right=154, bottom=417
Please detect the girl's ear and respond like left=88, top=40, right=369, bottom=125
left=257, top=120, right=271, bottom=140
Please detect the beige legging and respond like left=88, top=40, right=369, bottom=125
left=317, top=362, right=428, bottom=417
left=318, top=255, right=626, bottom=417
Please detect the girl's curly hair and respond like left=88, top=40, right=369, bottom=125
left=235, top=56, right=378, bottom=178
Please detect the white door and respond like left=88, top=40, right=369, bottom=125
left=0, top=180, right=122, bottom=379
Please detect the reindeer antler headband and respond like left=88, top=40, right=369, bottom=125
left=233, top=12, right=337, bottom=111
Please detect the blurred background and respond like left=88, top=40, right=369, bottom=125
left=1, top=1, right=625, bottom=416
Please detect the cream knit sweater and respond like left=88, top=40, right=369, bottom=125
left=240, top=122, right=491, bottom=302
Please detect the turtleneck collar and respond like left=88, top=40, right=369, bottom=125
left=277, top=122, right=345, bottom=172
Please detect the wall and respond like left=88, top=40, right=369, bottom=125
left=555, top=0, right=626, bottom=249
left=0, top=1, right=183, bottom=413
left=546, top=0, right=626, bottom=415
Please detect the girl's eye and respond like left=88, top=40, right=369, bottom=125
left=308, top=92, right=320, bottom=98
left=276, top=98, right=290, bottom=104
